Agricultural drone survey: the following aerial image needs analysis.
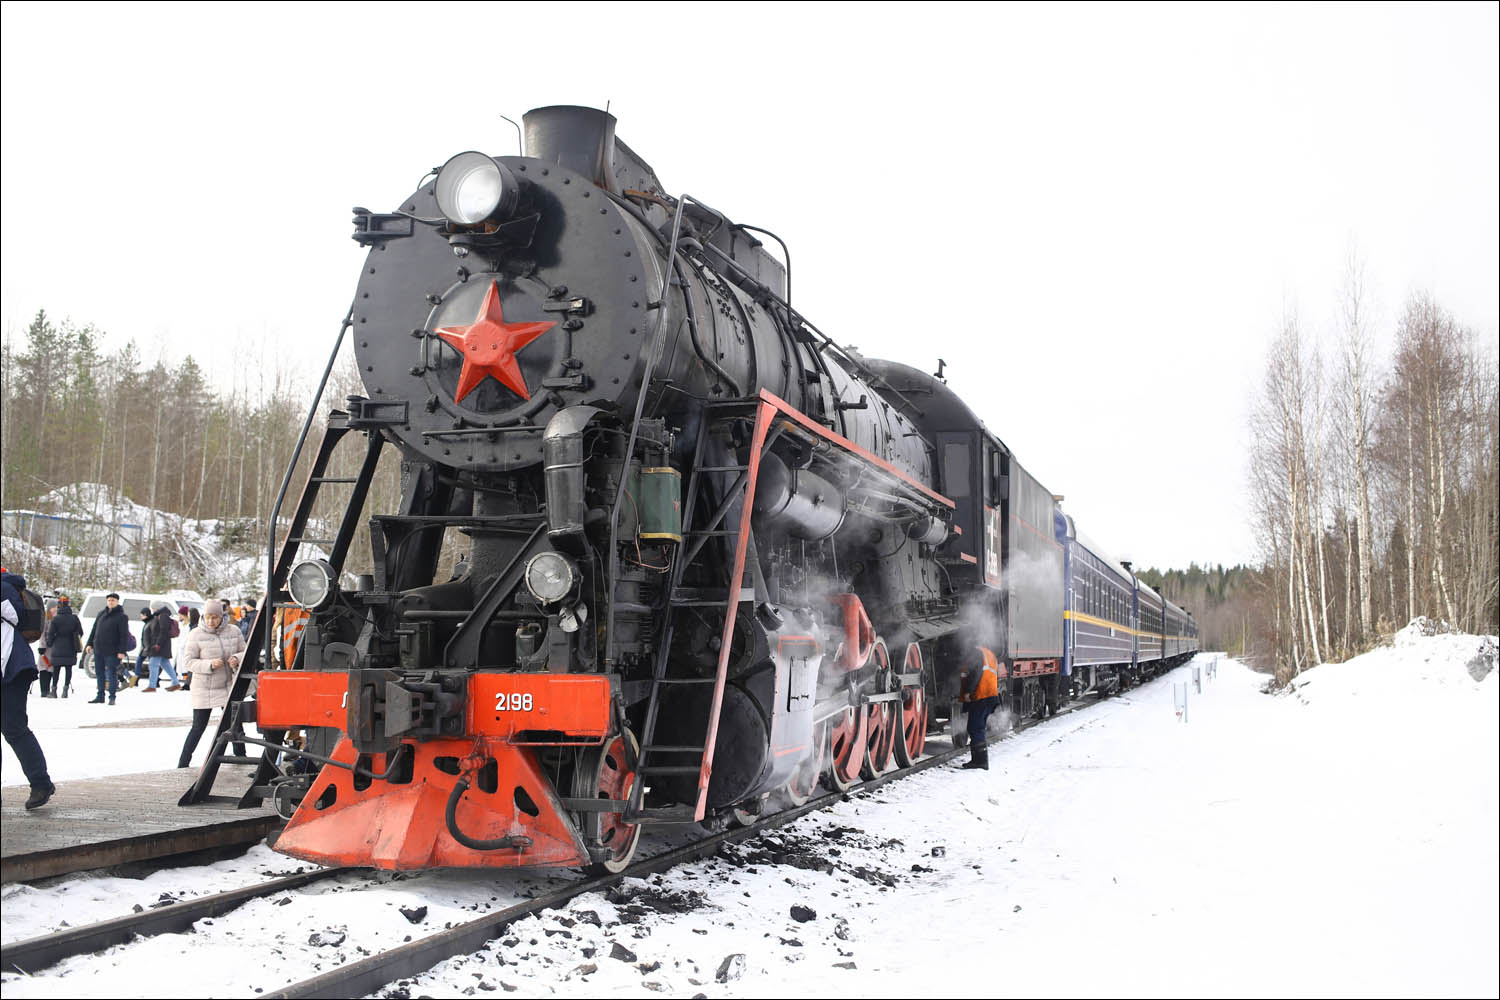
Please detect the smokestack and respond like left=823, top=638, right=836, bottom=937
left=522, top=105, right=618, bottom=192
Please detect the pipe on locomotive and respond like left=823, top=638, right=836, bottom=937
left=604, top=190, right=692, bottom=668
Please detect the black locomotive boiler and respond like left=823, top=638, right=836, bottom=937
left=236, top=106, right=1193, bottom=873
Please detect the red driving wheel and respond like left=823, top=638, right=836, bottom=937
left=572, top=730, right=641, bottom=874
left=893, top=642, right=929, bottom=767
left=826, top=703, right=869, bottom=792
left=862, top=639, right=898, bottom=778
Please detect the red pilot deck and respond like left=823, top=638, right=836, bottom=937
left=256, top=671, right=618, bottom=871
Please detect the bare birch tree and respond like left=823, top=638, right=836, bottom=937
left=1337, top=255, right=1378, bottom=642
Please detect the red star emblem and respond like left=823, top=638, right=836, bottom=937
left=434, top=281, right=556, bottom=403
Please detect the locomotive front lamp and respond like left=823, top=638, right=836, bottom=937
left=523, top=551, right=575, bottom=604
left=288, top=558, right=337, bottom=610
left=435, top=151, right=519, bottom=225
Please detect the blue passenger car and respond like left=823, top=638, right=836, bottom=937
left=1057, top=513, right=1136, bottom=696
left=1162, top=598, right=1198, bottom=660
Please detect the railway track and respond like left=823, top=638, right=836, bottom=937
left=3, top=686, right=1134, bottom=995
left=1, top=866, right=343, bottom=975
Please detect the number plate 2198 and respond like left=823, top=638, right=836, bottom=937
left=495, top=692, right=534, bottom=712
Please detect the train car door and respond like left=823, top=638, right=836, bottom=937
left=983, top=444, right=1006, bottom=590
left=1130, top=577, right=1141, bottom=669
left=935, top=431, right=985, bottom=581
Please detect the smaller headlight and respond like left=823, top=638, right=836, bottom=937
left=288, top=559, right=336, bottom=610
left=524, top=551, right=575, bottom=604
left=435, top=151, right=519, bottom=225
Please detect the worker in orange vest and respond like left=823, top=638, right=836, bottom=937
left=275, top=605, right=309, bottom=669
left=959, top=646, right=1003, bottom=769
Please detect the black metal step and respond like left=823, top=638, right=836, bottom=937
left=309, top=476, right=359, bottom=484
left=289, top=537, right=336, bottom=546
left=627, top=804, right=701, bottom=824
left=696, top=465, right=749, bottom=472
left=638, top=765, right=702, bottom=775
left=214, top=755, right=263, bottom=766
left=197, top=794, right=245, bottom=807
left=639, top=744, right=705, bottom=754
left=559, top=796, right=630, bottom=813
left=657, top=677, right=717, bottom=685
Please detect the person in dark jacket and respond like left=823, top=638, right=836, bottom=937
left=958, top=646, right=1004, bottom=770
left=3, top=571, right=54, bottom=809
left=42, top=595, right=83, bottom=698
left=142, top=603, right=181, bottom=692
left=238, top=597, right=258, bottom=640
left=84, top=592, right=130, bottom=704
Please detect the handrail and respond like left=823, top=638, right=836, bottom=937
left=603, top=195, right=697, bottom=668
left=262, top=306, right=355, bottom=666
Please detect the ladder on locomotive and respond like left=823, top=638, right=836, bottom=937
left=179, top=410, right=383, bottom=807
left=626, top=397, right=784, bottom=824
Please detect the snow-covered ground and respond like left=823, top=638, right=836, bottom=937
left=1, top=679, right=229, bottom=783
left=3, top=629, right=1496, bottom=998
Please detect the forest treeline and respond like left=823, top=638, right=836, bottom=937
left=0, top=310, right=408, bottom=591
left=1245, top=273, right=1498, bottom=681
left=1137, top=563, right=1255, bottom=656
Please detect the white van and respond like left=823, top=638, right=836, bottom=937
left=165, top=589, right=207, bottom=616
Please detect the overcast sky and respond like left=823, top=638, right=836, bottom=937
left=2, top=3, right=1495, bottom=571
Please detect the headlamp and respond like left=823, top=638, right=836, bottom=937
left=523, top=551, right=575, bottom=604
left=288, top=558, right=337, bottom=610
left=434, top=151, right=518, bottom=226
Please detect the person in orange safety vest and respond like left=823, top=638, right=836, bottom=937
left=959, top=646, right=1003, bottom=769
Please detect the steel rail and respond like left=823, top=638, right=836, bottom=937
left=1, top=867, right=345, bottom=975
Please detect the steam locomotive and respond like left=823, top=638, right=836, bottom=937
left=239, top=106, right=1197, bottom=873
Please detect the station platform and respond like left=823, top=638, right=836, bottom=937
left=1, top=767, right=280, bottom=883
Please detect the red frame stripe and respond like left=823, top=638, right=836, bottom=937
left=759, top=390, right=955, bottom=509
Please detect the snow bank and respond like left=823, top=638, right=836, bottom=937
left=4, top=481, right=329, bottom=598
left=1283, top=617, right=1497, bottom=710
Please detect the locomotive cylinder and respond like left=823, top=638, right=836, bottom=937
left=752, top=453, right=846, bottom=540
left=906, top=514, right=949, bottom=547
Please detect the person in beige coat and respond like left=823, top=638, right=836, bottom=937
left=177, top=599, right=248, bottom=768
